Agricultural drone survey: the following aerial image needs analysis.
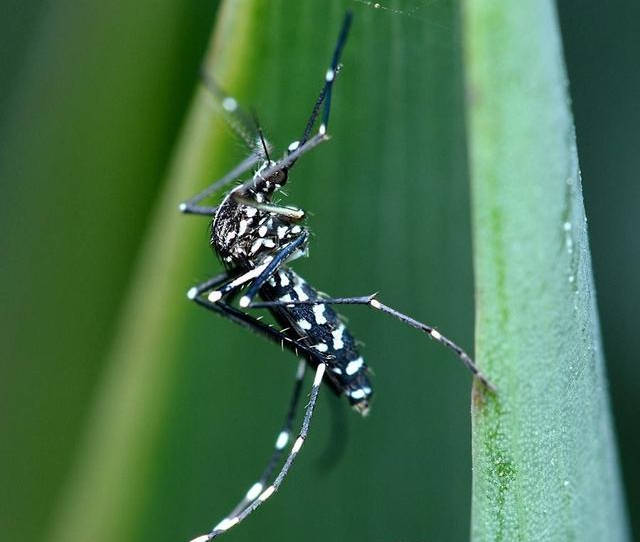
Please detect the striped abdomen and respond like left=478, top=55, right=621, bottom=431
left=260, top=267, right=373, bottom=414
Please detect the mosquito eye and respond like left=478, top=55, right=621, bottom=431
left=273, top=169, right=288, bottom=186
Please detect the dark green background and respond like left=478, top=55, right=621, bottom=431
left=0, top=1, right=637, bottom=541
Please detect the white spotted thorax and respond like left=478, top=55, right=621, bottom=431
left=211, top=159, right=297, bottom=265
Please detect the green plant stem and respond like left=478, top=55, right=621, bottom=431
left=463, top=1, right=629, bottom=540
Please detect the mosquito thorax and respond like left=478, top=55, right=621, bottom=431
left=210, top=169, right=302, bottom=268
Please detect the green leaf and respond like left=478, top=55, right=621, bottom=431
left=462, top=1, right=630, bottom=540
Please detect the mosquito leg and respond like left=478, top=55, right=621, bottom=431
left=367, top=298, right=494, bottom=391
left=195, top=259, right=276, bottom=304
left=181, top=205, right=219, bottom=216
left=187, top=289, right=339, bottom=536
left=187, top=292, right=334, bottom=541
left=281, top=10, right=352, bottom=171
left=185, top=272, right=233, bottom=301
left=226, top=360, right=306, bottom=519
left=232, top=196, right=305, bottom=221
left=318, top=11, right=353, bottom=133
left=238, top=233, right=308, bottom=308
left=179, top=153, right=261, bottom=216
left=191, top=293, right=328, bottom=373
left=252, top=295, right=495, bottom=391
left=189, top=363, right=326, bottom=541
left=251, top=295, right=376, bottom=309
left=187, top=235, right=306, bottom=308
left=299, top=11, right=353, bottom=144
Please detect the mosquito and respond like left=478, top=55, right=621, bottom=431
left=180, top=11, right=494, bottom=541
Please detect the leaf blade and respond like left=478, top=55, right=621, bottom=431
left=463, top=1, right=630, bottom=540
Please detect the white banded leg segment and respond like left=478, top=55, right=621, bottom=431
left=288, top=140, right=300, bottom=152
left=245, top=482, right=264, bottom=501
left=284, top=294, right=494, bottom=391
left=208, top=262, right=270, bottom=303
left=233, top=196, right=305, bottom=221
left=213, top=516, right=239, bottom=533
left=180, top=152, right=260, bottom=216
left=275, top=430, right=290, bottom=450
left=367, top=298, right=496, bottom=391
left=258, top=484, right=276, bottom=502
left=214, top=360, right=307, bottom=528
left=251, top=295, right=495, bottom=391
left=313, top=362, right=326, bottom=386
left=291, top=436, right=304, bottom=454
left=220, top=363, right=326, bottom=533
left=186, top=272, right=231, bottom=302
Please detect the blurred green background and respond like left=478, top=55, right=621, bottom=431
left=0, top=1, right=637, bottom=541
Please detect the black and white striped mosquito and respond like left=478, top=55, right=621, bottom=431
left=181, top=11, right=494, bottom=542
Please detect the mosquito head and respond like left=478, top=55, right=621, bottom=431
left=249, top=114, right=289, bottom=198
left=251, top=160, right=288, bottom=200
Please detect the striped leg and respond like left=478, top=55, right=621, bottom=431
left=191, top=294, right=327, bottom=372
left=299, top=10, right=353, bottom=144
left=238, top=233, right=308, bottom=308
left=179, top=152, right=261, bottom=216
left=226, top=360, right=307, bottom=519
left=195, top=261, right=273, bottom=303
left=189, top=363, right=326, bottom=542
left=232, top=195, right=305, bottom=221
left=187, top=239, right=304, bottom=307
left=187, top=235, right=308, bottom=310
left=188, top=283, right=333, bottom=541
left=252, top=295, right=496, bottom=392
left=284, top=10, right=353, bottom=169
